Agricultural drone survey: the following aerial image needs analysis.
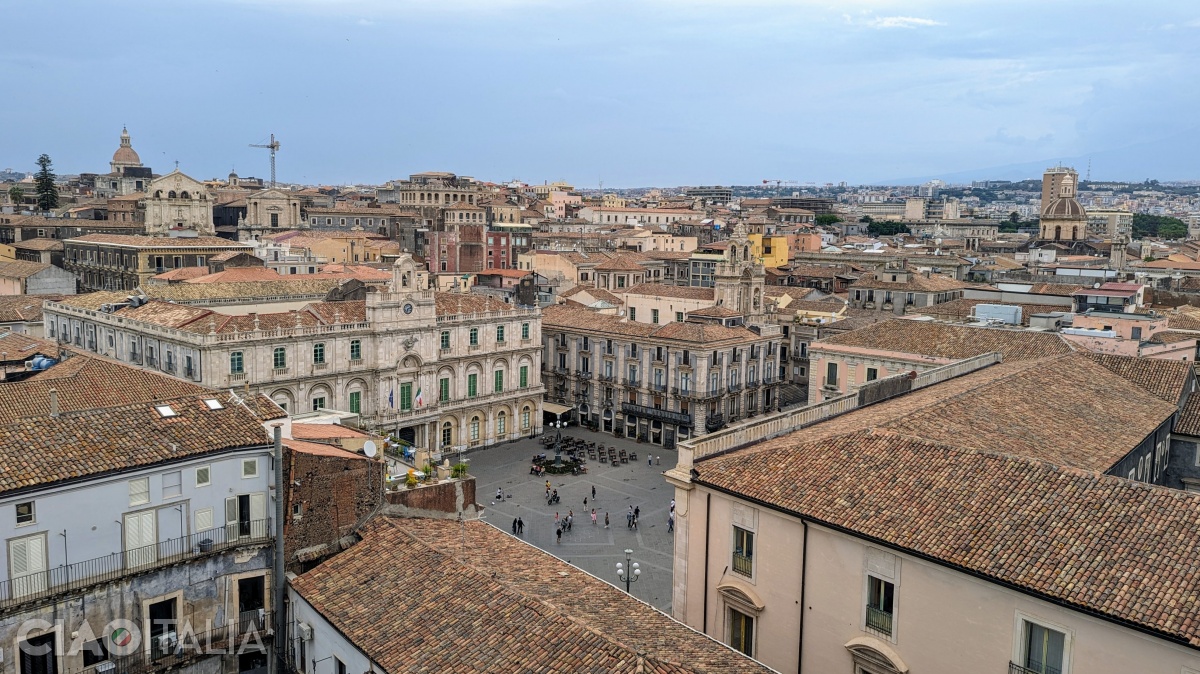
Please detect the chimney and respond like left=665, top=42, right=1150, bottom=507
left=49, top=388, right=59, bottom=418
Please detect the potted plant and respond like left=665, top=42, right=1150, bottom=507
left=405, top=470, right=418, bottom=489
left=451, top=462, right=469, bottom=479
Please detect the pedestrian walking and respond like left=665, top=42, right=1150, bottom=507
left=517, top=517, right=524, bottom=534
left=497, top=488, right=503, bottom=501
left=591, top=485, right=596, bottom=500
left=511, top=518, right=518, bottom=534
left=583, top=496, right=588, bottom=506
left=648, top=455, right=653, bottom=467
left=567, top=515, right=573, bottom=531
left=634, top=506, right=640, bottom=521
left=626, top=511, right=633, bottom=529
left=605, top=512, right=610, bottom=528
left=632, top=515, right=638, bottom=531
left=556, top=527, right=562, bottom=543
left=591, top=509, right=597, bottom=525
left=555, top=512, right=560, bottom=526
left=670, top=498, right=676, bottom=514
left=668, top=513, right=674, bottom=532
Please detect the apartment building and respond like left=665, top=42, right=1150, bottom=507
left=0, top=356, right=283, bottom=674
left=666, top=352, right=1200, bottom=673
left=846, top=263, right=967, bottom=315
left=44, top=255, right=544, bottom=455
left=808, top=319, right=1075, bottom=401
left=577, top=206, right=698, bottom=226
left=542, top=304, right=782, bottom=445
left=62, top=234, right=252, bottom=291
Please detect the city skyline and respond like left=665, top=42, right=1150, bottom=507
left=2, top=0, right=1198, bottom=186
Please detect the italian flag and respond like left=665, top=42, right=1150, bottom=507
left=414, top=386, right=425, bottom=407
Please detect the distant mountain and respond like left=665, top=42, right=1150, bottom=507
left=877, top=126, right=1200, bottom=186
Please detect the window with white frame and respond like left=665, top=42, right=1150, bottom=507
left=15, top=501, right=35, bottom=526
left=162, top=471, right=182, bottom=498
left=728, top=607, right=754, bottom=657
left=195, top=465, right=211, bottom=487
left=129, top=477, right=150, bottom=506
left=1014, top=615, right=1070, bottom=674
left=242, top=458, right=259, bottom=479
left=195, top=508, right=213, bottom=531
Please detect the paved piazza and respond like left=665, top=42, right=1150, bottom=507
left=467, top=428, right=679, bottom=612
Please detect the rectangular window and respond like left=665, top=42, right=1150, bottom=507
left=1021, top=620, right=1067, bottom=674
left=335, top=657, right=346, bottom=674
left=82, top=639, right=109, bottom=667
left=652, top=309, right=659, bottom=324
left=729, top=608, right=754, bottom=657
left=242, top=458, right=259, bottom=479
left=494, top=370, right=504, bottom=393
left=522, top=323, right=530, bottom=339
left=469, top=328, right=479, bottom=346
left=441, top=331, right=451, bottom=349
left=129, top=477, right=150, bottom=506
left=520, top=365, right=528, bottom=387
left=866, top=367, right=878, bottom=382
left=350, top=339, right=362, bottom=360
left=195, top=507, right=214, bottom=531
left=162, top=471, right=182, bottom=498
left=629, top=307, right=637, bottom=321
left=273, top=347, right=286, bottom=369
left=825, top=362, right=838, bottom=387
left=468, top=374, right=478, bottom=397
left=866, top=576, right=894, bottom=637
left=676, top=311, right=684, bottom=322
left=400, top=383, right=412, bottom=411
left=497, top=326, right=505, bottom=342
left=312, top=397, right=326, bottom=411
left=733, top=526, right=754, bottom=577
left=230, top=351, right=244, bottom=374
left=196, top=465, right=211, bottom=487
left=15, top=501, right=34, bottom=526
left=313, top=343, right=326, bottom=364
left=349, top=391, right=361, bottom=414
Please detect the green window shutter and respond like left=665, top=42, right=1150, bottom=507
left=520, top=366, right=528, bottom=388
left=400, top=383, right=413, bottom=411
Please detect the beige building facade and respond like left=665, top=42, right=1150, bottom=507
left=44, top=255, right=545, bottom=454
left=143, top=169, right=215, bottom=235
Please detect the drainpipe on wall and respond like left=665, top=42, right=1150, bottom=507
left=272, top=425, right=287, bottom=674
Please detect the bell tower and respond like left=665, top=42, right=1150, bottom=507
left=713, top=223, right=767, bottom=322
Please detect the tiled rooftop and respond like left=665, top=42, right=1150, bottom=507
left=291, top=517, right=775, bottom=674
left=0, top=389, right=278, bottom=495
left=0, top=331, right=60, bottom=360
left=67, top=234, right=251, bottom=248
left=543, top=305, right=759, bottom=345
left=913, top=298, right=1070, bottom=326
left=622, top=283, right=715, bottom=301
left=0, top=260, right=51, bottom=279
left=814, top=318, right=1075, bottom=362
left=0, top=295, right=61, bottom=323
left=696, top=429, right=1200, bottom=647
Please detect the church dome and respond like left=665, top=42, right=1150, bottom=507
left=1044, top=198, right=1084, bottom=218
left=111, top=127, right=141, bottom=166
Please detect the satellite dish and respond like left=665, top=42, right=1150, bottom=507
left=362, top=440, right=378, bottom=458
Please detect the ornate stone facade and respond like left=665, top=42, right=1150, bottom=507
left=144, top=169, right=215, bottom=235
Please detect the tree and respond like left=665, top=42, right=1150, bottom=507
left=859, top=215, right=873, bottom=224
left=815, top=214, right=842, bottom=226
left=1132, top=213, right=1187, bottom=239
left=867, top=220, right=910, bottom=237
left=1008, top=211, right=1020, bottom=224
left=7, top=186, right=23, bottom=208
left=34, top=154, right=58, bottom=212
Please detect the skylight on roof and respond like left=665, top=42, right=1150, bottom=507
left=154, top=404, right=178, bottom=418
left=203, top=399, right=224, bottom=410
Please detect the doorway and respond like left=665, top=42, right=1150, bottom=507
left=238, top=576, right=266, bottom=629
left=20, top=633, right=56, bottom=674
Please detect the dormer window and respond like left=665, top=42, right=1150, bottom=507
left=155, top=404, right=178, bottom=418
left=202, top=399, right=223, bottom=410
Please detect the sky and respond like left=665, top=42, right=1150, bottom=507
left=2, top=0, right=1197, bottom=187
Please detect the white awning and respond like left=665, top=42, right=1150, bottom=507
left=542, top=402, right=573, bottom=416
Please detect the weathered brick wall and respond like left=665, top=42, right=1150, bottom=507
left=284, top=448, right=386, bottom=565
left=383, top=477, right=477, bottom=519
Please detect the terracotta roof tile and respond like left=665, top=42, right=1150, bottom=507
left=622, top=283, right=714, bottom=301
left=0, top=260, right=52, bottom=279
left=67, top=234, right=251, bottom=248
left=848, top=271, right=966, bottom=292
left=291, top=518, right=773, bottom=674
left=913, top=298, right=1069, bottom=326
left=10, top=238, right=64, bottom=252
left=1083, top=353, right=1192, bottom=403
left=0, top=331, right=60, bottom=360
left=0, top=295, right=61, bottom=324
left=815, top=318, right=1074, bottom=362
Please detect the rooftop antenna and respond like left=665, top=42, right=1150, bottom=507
left=250, top=133, right=281, bottom=187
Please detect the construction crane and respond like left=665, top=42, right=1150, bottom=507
left=762, top=179, right=800, bottom=188
left=249, top=134, right=280, bottom=187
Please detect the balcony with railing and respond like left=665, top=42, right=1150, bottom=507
left=1009, top=663, right=1061, bottom=674
left=184, top=365, right=196, bottom=378
left=621, top=402, right=691, bottom=426
left=0, top=519, right=271, bottom=611
left=821, top=376, right=839, bottom=391
left=728, top=381, right=743, bottom=393
left=146, top=356, right=158, bottom=368
left=75, top=610, right=274, bottom=674
left=732, top=552, right=752, bottom=576
left=598, top=372, right=615, bottom=383
left=650, top=381, right=667, bottom=393
left=623, top=377, right=641, bottom=388
left=865, top=606, right=893, bottom=637
left=705, top=412, right=725, bottom=432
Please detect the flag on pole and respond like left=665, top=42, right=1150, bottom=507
left=414, top=386, right=425, bottom=408
left=388, top=388, right=394, bottom=408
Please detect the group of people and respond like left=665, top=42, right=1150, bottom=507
left=505, top=483, right=677, bottom=541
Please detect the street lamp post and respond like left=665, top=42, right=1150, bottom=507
left=615, top=548, right=641, bottom=593
left=552, top=420, right=565, bottom=467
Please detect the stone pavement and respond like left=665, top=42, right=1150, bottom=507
left=467, top=428, right=679, bottom=612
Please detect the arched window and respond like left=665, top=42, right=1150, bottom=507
left=441, top=421, right=453, bottom=448
left=180, top=191, right=190, bottom=199
left=497, top=410, right=507, bottom=436
left=168, top=191, right=177, bottom=199
left=521, top=405, right=531, bottom=429
left=469, top=415, right=481, bottom=441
